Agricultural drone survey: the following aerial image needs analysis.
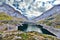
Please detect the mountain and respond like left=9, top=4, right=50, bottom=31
left=0, top=12, right=13, bottom=20
left=37, top=12, right=60, bottom=29
left=35, top=4, right=60, bottom=29
left=0, top=12, right=26, bottom=21
left=33, top=4, right=60, bottom=22
left=0, top=3, right=29, bottom=32
left=0, top=12, right=59, bottom=40
left=0, top=10, right=28, bottom=31
left=0, top=3, right=28, bottom=21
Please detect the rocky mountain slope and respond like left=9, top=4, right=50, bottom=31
left=33, top=4, right=60, bottom=22
left=37, top=12, right=60, bottom=29
left=0, top=12, right=27, bottom=31
left=0, top=12, right=27, bottom=22
left=0, top=3, right=28, bottom=21
left=0, top=31, right=59, bottom=40
left=0, top=2, right=60, bottom=40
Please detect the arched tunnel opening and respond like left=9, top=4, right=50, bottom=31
left=18, top=23, right=56, bottom=37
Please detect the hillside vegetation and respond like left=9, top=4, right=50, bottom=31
left=0, top=12, right=59, bottom=40
left=0, top=12, right=13, bottom=20
left=37, top=13, right=60, bottom=29
left=0, top=31, right=59, bottom=40
left=0, top=12, right=26, bottom=25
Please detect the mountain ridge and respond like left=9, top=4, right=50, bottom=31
left=0, top=3, right=28, bottom=21
left=32, top=4, right=60, bottom=22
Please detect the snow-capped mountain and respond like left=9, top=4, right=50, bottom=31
left=3, top=0, right=54, bottom=19
left=33, top=4, right=60, bottom=22
left=0, top=3, right=28, bottom=21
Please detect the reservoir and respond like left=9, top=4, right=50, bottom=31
left=18, top=23, right=56, bottom=36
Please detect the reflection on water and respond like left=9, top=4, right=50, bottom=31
left=18, top=24, right=56, bottom=36
left=18, top=24, right=42, bottom=33
left=26, top=25, right=42, bottom=33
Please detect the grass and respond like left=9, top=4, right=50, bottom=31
left=0, top=12, right=59, bottom=40
left=0, top=12, right=25, bottom=25
left=0, top=31, right=59, bottom=40
left=37, top=13, right=60, bottom=29
left=0, top=12, right=13, bottom=20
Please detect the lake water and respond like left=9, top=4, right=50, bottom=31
left=26, top=24, right=42, bottom=33
left=18, top=24, right=56, bottom=36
